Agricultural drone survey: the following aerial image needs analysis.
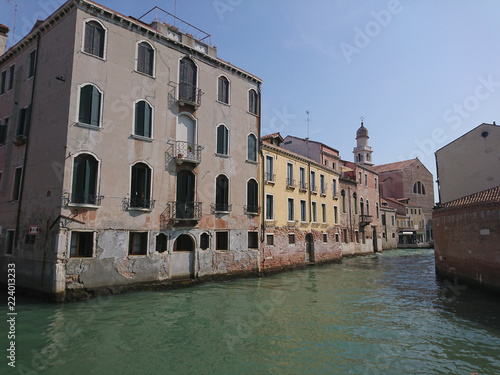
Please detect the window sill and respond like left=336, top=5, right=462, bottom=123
left=215, top=153, right=230, bottom=158
left=245, top=159, right=258, bottom=165
left=131, top=134, right=153, bottom=142
left=247, top=111, right=258, bottom=117
left=216, top=100, right=230, bottom=106
left=134, top=69, right=155, bottom=79
left=69, top=256, right=93, bottom=259
left=75, top=122, right=101, bottom=131
left=127, top=207, right=153, bottom=213
left=81, top=50, right=106, bottom=61
left=68, top=203, right=100, bottom=210
left=128, top=254, right=147, bottom=257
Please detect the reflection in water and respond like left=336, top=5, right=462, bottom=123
left=6, top=249, right=500, bottom=374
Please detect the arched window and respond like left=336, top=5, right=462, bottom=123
left=215, top=174, right=230, bottom=212
left=413, top=181, right=427, bottom=195
left=216, top=124, right=229, bottom=155
left=366, top=200, right=370, bottom=216
left=130, top=163, right=152, bottom=209
left=79, top=84, right=102, bottom=126
left=72, top=154, right=99, bottom=205
left=246, top=179, right=258, bottom=214
left=137, top=42, right=154, bottom=76
left=84, top=20, right=105, bottom=58
left=179, top=57, right=197, bottom=103
left=200, top=233, right=210, bottom=250
left=247, top=134, right=257, bottom=162
left=134, top=100, right=152, bottom=138
left=249, top=89, right=258, bottom=114
left=218, top=76, right=229, bottom=104
left=174, top=234, right=194, bottom=252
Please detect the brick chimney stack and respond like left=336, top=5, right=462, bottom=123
left=0, top=24, right=10, bottom=55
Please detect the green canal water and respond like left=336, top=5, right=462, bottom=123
left=2, top=248, right=500, bottom=374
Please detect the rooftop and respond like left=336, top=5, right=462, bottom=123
left=372, top=159, right=416, bottom=173
left=435, top=185, right=500, bottom=209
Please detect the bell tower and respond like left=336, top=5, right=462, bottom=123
left=353, top=117, right=373, bottom=166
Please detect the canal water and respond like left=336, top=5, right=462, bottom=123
left=3, top=248, right=500, bottom=375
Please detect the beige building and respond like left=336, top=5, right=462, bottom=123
left=435, top=122, right=500, bottom=203
left=0, top=1, right=262, bottom=300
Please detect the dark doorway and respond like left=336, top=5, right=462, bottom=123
left=305, top=233, right=315, bottom=263
left=372, top=227, right=378, bottom=253
left=176, top=170, right=195, bottom=218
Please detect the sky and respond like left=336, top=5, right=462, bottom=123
left=2, top=0, right=500, bottom=201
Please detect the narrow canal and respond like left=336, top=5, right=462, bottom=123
left=4, top=248, right=500, bottom=374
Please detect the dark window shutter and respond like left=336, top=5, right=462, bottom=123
left=90, top=86, right=101, bottom=126
left=135, top=101, right=145, bottom=136
left=79, top=85, right=92, bottom=124
left=144, top=102, right=152, bottom=138
left=84, top=23, right=93, bottom=54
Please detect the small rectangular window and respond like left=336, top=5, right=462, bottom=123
left=0, top=117, right=8, bottom=144
left=335, top=233, right=339, bottom=242
left=288, top=198, right=294, bottom=222
left=299, top=167, right=306, bottom=189
left=16, top=106, right=31, bottom=138
left=321, top=203, right=326, bottom=223
left=7, top=65, right=14, bottom=91
left=5, top=230, right=15, bottom=255
left=343, top=229, right=348, bottom=243
left=392, top=216, right=395, bottom=226
left=300, top=200, right=306, bottom=222
left=312, top=202, right=317, bottom=222
left=266, top=194, right=274, bottom=220
left=365, top=174, right=368, bottom=187
left=355, top=231, right=359, bottom=243
left=248, top=231, right=258, bottom=249
left=0, top=70, right=6, bottom=95
left=322, top=233, right=328, bottom=243
left=334, top=206, right=338, bottom=224
left=216, top=231, right=229, bottom=251
left=11, top=167, right=22, bottom=201
left=27, top=50, right=37, bottom=79
left=310, top=171, right=316, bottom=191
left=289, top=233, right=295, bottom=244
left=70, top=232, right=94, bottom=257
left=129, top=232, right=148, bottom=255
left=266, top=234, right=274, bottom=246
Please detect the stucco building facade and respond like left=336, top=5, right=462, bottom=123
left=0, top=0, right=262, bottom=300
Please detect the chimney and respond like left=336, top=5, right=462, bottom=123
left=0, top=24, right=9, bottom=55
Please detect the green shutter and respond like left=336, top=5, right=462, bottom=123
left=135, top=101, right=144, bottom=136
left=90, top=86, right=100, bottom=126
left=144, top=102, right=151, bottom=138
left=79, top=85, right=92, bottom=124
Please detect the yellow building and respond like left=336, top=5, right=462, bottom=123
left=260, top=134, right=342, bottom=272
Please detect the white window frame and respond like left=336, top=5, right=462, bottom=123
left=132, top=99, right=154, bottom=141
left=76, top=83, right=104, bottom=129
left=216, top=74, right=231, bottom=105
left=135, top=40, right=156, bottom=77
left=81, top=18, right=108, bottom=60
left=287, top=197, right=295, bottom=222
left=265, top=193, right=274, bottom=221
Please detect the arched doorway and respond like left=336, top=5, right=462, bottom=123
left=305, top=233, right=315, bottom=263
left=172, top=234, right=195, bottom=279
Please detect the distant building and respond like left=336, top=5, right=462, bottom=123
left=0, top=0, right=262, bottom=300
left=435, top=122, right=500, bottom=203
left=260, top=133, right=342, bottom=270
left=380, top=202, right=397, bottom=250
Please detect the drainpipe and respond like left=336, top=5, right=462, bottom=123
left=14, top=32, right=40, bottom=246
left=257, top=81, right=264, bottom=274
left=307, top=161, right=311, bottom=224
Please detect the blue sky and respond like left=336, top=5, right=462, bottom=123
left=2, top=0, right=500, bottom=200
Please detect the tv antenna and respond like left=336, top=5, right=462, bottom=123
left=8, top=0, right=17, bottom=47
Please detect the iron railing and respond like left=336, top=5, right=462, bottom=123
left=299, top=181, right=308, bottom=191
left=69, top=193, right=103, bottom=206
left=286, top=178, right=296, bottom=188
left=211, top=203, right=232, bottom=213
left=175, top=140, right=202, bottom=164
left=265, top=173, right=276, bottom=183
left=128, top=197, right=155, bottom=210
left=169, top=201, right=202, bottom=220
left=320, top=182, right=328, bottom=195
left=244, top=205, right=260, bottom=215
left=178, top=82, right=202, bottom=107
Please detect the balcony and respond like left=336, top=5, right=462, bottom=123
left=299, top=181, right=308, bottom=192
left=244, top=205, right=260, bottom=215
left=126, top=197, right=155, bottom=211
left=177, top=82, right=202, bottom=108
left=211, top=203, right=232, bottom=214
left=265, top=173, right=276, bottom=184
left=311, top=184, right=317, bottom=194
left=66, top=193, right=103, bottom=208
left=175, top=141, right=202, bottom=165
left=359, top=214, right=373, bottom=227
left=168, top=201, right=202, bottom=222
left=286, top=178, right=296, bottom=189
left=320, top=182, right=328, bottom=196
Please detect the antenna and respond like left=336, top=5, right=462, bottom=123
left=8, top=0, right=17, bottom=47
left=174, top=0, right=177, bottom=27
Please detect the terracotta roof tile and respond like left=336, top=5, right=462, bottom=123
left=436, top=186, right=500, bottom=209
left=372, top=159, right=415, bottom=173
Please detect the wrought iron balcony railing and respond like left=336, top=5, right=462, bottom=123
left=211, top=203, right=232, bottom=213
left=169, top=201, right=202, bottom=221
left=68, top=193, right=103, bottom=206
left=175, top=140, right=202, bottom=164
left=286, top=178, right=296, bottom=189
left=265, top=172, right=276, bottom=184
left=178, top=82, right=202, bottom=107
left=244, top=205, right=260, bottom=215
left=299, top=181, right=308, bottom=191
left=128, top=197, right=155, bottom=210
left=320, top=182, right=328, bottom=196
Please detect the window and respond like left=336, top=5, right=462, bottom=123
left=218, top=76, right=229, bottom=104
left=216, top=231, right=229, bottom=251
left=320, top=174, right=326, bottom=194
left=0, top=70, right=5, bottom=95
left=419, top=209, right=421, bottom=215
left=0, top=117, right=8, bottom=144
left=249, top=89, right=258, bottom=114
left=287, top=163, right=294, bottom=186
left=200, top=233, right=210, bottom=250
left=366, top=200, right=370, bottom=215
left=300, top=200, right=306, bottom=222
left=265, top=156, right=274, bottom=182
left=299, top=167, right=306, bottom=189
left=79, top=84, right=101, bottom=127
left=16, top=106, right=31, bottom=138
left=137, top=42, right=154, bottom=76
left=130, top=163, right=152, bottom=209
left=265, top=194, right=274, bottom=220
left=358, top=171, right=362, bottom=184
left=5, top=230, right=14, bottom=255
left=375, top=177, right=378, bottom=190
left=310, top=171, right=316, bottom=192
left=353, top=193, right=358, bottom=215
left=247, top=134, right=257, bottom=162
left=129, top=232, right=148, bottom=255
left=27, top=50, right=37, bottom=79
left=332, top=179, right=337, bottom=197
left=366, top=153, right=371, bottom=161
left=365, top=174, right=368, bottom=187
left=179, top=57, right=198, bottom=103
left=156, top=234, right=168, bottom=253
left=11, top=167, right=22, bottom=201
left=174, top=234, right=194, bottom=251
left=341, top=190, right=346, bottom=213
left=248, top=232, right=258, bottom=249
left=334, top=206, right=338, bottom=224
left=413, top=181, right=426, bottom=195
left=70, top=232, right=93, bottom=257
left=7, top=65, right=14, bottom=91
left=335, top=233, right=339, bottom=242
left=323, top=233, right=328, bottom=243
left=288, top=198, right=294, bottom=222
left=355, top=231, right=359, bottom=243
left=215, top=174, right=230, bottom=212
left=246, top=179, right=258, bottom=213
left=289, top=233, right=295, bottom=244
left=312, top=202, right=317, bottom=222
left=84, top=20, right=105, bottom=58
left=392, top=233, right=395, bottom=238
left=72, top=154, right=99, bottom=205
left=216, top=124, right=228, bottom=155
left=392, top=215, right=395, bottom=226
left=343, top=229, right=348, bottom=243
left=266, top=234, right=274, bottom=246
left=134, top=100, right=153, bottom=138
left=376, top=203, right=379, bottom=219
left=321, top=203, right=326, bottom=223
